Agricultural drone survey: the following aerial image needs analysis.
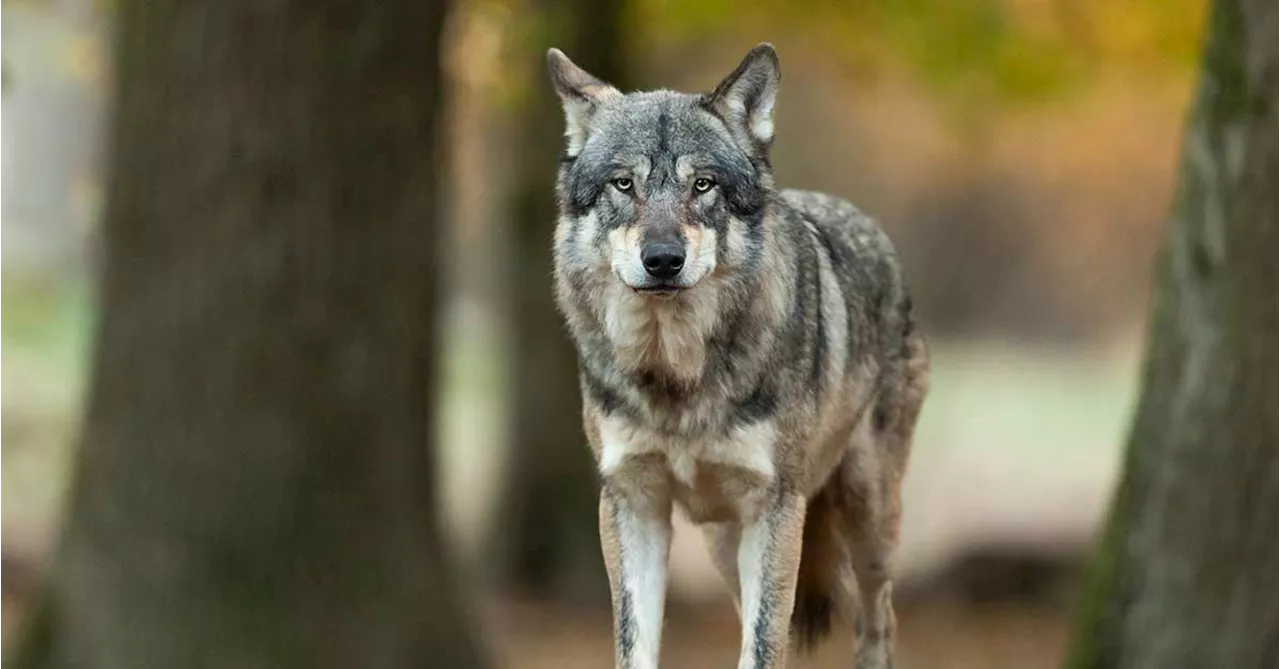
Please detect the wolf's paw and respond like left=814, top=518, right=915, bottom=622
left=854, top=635, right=892, bottom=669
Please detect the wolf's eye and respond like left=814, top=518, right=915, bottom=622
left=612, top=178, right=633, bottom=192
left=693, top=177, right=715, bottom=193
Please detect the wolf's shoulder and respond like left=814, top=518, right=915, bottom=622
left=777, top=191, right=916, bottom=355
left=779, top=189, right=862, bottom=221
left=778, top=188, right=898, bottom=262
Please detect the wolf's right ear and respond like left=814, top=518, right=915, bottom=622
left=547, top=48, right=621, bottom=157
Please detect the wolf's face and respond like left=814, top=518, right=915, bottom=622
left=550, top=45, right=781, bottom=296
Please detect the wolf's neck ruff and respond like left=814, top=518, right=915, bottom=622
left=605, top=284, right=722, bottom=386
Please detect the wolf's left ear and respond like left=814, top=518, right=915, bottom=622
left=706, top=43, right=781, bottom=147
left=547, top=48, right=621, bottom=157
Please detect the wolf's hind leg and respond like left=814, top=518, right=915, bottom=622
left=841, top=459, right=901, bottom=669
left=845, top=331, right=928, bottom=669
left=848, top=530, right=897, bottom=669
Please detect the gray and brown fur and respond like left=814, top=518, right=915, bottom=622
left=548, top=43, right=929, bottom=669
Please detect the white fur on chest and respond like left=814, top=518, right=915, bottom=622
left=599, top=417, right=776, bottom=481
left=598, top=417, right=777, bottom=521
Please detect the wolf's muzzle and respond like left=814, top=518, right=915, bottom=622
left=641, top=242, right=685, bottom=280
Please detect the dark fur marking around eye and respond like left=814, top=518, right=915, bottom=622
left=685, top=116, right=766, bottom=223
left=563, top=142, right=623, bottom=217
left=566, top=163, right=604, bottom=217
left=713, top=154, right=765, bottom=222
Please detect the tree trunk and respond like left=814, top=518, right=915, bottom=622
left=1066, top=0, right=1277, bottom=667
left=10, top=1, right=487, bottom=668
left=496, top=0, right=630, bottom=603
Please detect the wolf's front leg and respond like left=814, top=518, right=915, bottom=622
left=599, top=486, right=673, bottom=669
left=737, top=491, right=806, bottom=669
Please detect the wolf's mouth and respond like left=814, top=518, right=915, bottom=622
left=633, top=284, right=686, bottom=296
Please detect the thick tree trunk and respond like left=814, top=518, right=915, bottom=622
left=10, top=2, right=486, bottom=668
left=1066, top=0, right=1277, bottom=667
left=497, top=0, right=630, bottom=603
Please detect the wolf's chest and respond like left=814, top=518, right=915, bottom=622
left=597, top=417, right=778, bottom=523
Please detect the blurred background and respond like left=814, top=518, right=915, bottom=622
left=3, top=0, right=1212, bottom=666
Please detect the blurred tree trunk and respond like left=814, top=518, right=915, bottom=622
left=496, top=0, right=630, bottom=603
left=1066, top=0, right=1277, bottom=668
left=9, top=1, right=487, bottom=668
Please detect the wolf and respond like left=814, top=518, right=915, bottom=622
left=547, top=43, right=929, bottom=669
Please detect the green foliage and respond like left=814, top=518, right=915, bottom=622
left=628, top=0, right=1206, bottom=109
left=462, top=0, right=1203, bottom=123
left=875, top=0, right=1078, bottom=100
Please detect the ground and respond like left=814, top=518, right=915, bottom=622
left=486, top=595, right=1069, bottom=669
left=0, top=591, right=1069, bottom=669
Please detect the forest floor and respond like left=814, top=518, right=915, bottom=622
left=483, top=595, right=1069, bottom=669
left=0, top=590, right=1070, bottom=669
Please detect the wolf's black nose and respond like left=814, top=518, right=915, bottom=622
left=641, top=243, right=685, bottom=279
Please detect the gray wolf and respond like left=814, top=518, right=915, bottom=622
left=547, top=42, right=929, bottom=669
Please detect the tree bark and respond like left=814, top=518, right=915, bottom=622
left=10, top=1, right=486, bottom=668
left=496, top=0, right=631, bottom=603
left=1066, top=0, right=1277, bottom=667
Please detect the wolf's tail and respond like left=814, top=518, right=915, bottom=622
left=790, top=476, right=846, bottom=653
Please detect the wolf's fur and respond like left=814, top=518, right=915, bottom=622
left=548, top=43, right=929, bottom=669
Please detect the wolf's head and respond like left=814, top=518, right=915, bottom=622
left=549, top=44, right=781, bottom=297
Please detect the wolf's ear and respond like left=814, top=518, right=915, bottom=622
left=705, top=43, right=780, bottom=147
left=547, top=48, right=621, bottom=157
